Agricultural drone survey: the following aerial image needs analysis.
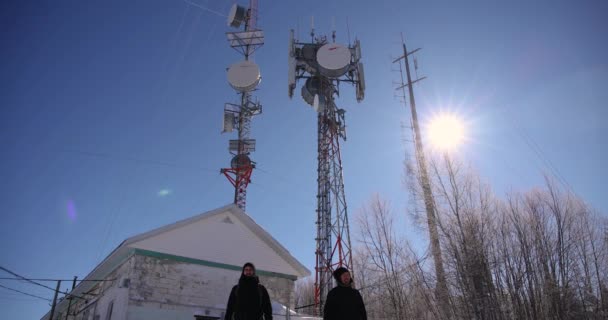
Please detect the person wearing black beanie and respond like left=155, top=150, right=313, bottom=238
left=224, top=262, right=273, bottom=320
left=323, top=267, right=367, bottom=320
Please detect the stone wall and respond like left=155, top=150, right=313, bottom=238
left=127, top=254, right=295, bottom=319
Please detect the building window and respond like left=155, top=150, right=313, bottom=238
left=105, top=301, right=114, bottom=320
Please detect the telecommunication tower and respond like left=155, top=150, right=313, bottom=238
left=221, top=1, right=264, bottom=211
left=393, top=36, right=451, bottom=318
left=288, top=26, right=366, bottom=314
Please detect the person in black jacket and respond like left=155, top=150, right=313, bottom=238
left=323, top=267, right=367, bottom=320
left=224, top=262, right=273, bottom=320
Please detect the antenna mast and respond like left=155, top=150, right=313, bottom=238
left=393, top=35, right=451, bottom=318
left=288, top=27, right=366, bottom=315
left=221, top=1, right=264, bottom=211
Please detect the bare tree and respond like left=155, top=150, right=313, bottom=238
left=404, top=151, right=608, bottom=319
left=294, top=277, right=316, bottom=316
left=356, top=195, right=409, bottom=320
left=428, top=155, right=503, bottom=320
left=389, top=146, right=608, bottom=320
left=355, top=194, right=448, bottom=320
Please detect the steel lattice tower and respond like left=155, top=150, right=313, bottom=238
left=221, top=1, right=264, bottom=211
left=288, top=29, right=365, bottom=315
left=315, top=92, right=352, bottom=315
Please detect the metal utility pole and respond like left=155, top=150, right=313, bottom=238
left=288, top=27, right=365, bottom=315
left=49, top=280, right=61, bottom=320
left=393, top=35, right=451, bottom=318
left=221, top=0, right=264, bottom=211
left=64, top=276, right=77, bottom=320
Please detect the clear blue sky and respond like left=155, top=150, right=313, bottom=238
left=1, top=1, right=607, bottom=319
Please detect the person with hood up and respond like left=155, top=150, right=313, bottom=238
left=224, top=262, right=273, bottom=320
left=323, top=267, right=367, bottom=320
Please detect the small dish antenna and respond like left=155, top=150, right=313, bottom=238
left=231, top=154, right=252, bottom=169
left=301, top=77, right=325, bottom=105
left=227, top=60, right=261, bottom=92
left=227, top=4, right=247, bottom=28
left=302, top=78, right=327, bottom=112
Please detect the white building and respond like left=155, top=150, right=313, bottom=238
left=42, top=204, right=311, bottom=320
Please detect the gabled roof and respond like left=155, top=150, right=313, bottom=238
left=125, top=203, right=310, bottom=276
left=42, top=204, right=310, bottom=320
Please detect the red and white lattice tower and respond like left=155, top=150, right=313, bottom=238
left=288, top=28, right=366, bottom=315
left=221, top=1, right=264, bottom=211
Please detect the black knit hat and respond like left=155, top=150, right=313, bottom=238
left=239, top=262, right=259, bottom=285
left=242, top=262, right=256, bottom=274
left=333, top=267, right=350, bottom=282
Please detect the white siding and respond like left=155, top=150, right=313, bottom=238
left=129, top=210, right=298, bottom=275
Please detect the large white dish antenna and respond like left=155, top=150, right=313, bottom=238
left=227, top=4, right=247, bottom=28
left=227, top=60, right=261, bottom=92
left=316, top=43, right=351, bottom=78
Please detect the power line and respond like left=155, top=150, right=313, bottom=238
left=0, top=266, right=59, bottom=293
left=58, top=149, right=218, bottom=173
left=182, top=0, right=227, bottom=17
left=0, top=277, right=114, bottom=282
left=0, top=266, right=88, bottom=301
left=95, top=168, right=135, bottom=262
left=504, top=109, right=576, bottom=195
left=0, top=296, right=46, bottom=302
left=0, top=284, right=51, bottom=302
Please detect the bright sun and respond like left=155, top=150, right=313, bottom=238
left=427, top=113, right=465, bottom=151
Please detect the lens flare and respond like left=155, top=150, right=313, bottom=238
left=67, top=200, right=77, bottom=221
left=158, top=189, right=171, bottom=197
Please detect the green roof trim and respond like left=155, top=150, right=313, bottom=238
left=133, top=249, right=297, bottom=280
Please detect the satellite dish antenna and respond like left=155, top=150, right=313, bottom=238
left=231, top=154, right=252, bottom=169
left=227, top=4, right=247, bottom=28
left=301, top=77, right=328, bottom=106
left=316, top=43, right=352, bottom=78
left=227, top=60, right=261, bottom=92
